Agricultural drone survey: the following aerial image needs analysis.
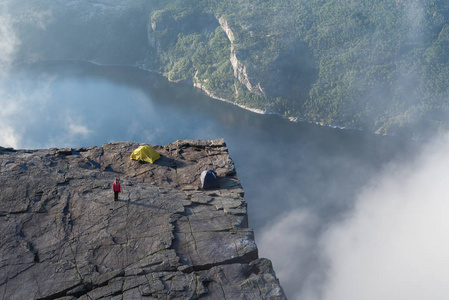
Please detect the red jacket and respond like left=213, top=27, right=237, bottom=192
left=113, top=182, right=121, bottom=192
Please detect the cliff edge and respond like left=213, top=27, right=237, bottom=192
left=0, top=139, right=286, bottom=299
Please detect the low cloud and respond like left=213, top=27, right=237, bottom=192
left=0, top=125, right=19, bottom=149
left=319, top=133, right=449, bottom=300
left=68, top=121, right=92, bottom=137
left=258, top=209, right=324, bottom=299
left=50, top=117, right=94, bottom=147
left=259, top=210, right=319, bottom=278
left=259, top=133, right=449, bottom=300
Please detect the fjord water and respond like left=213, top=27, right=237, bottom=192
left=2, top=61, right=418, bottom=298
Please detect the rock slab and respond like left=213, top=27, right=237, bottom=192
left=0, top=140, right=286, bottom=299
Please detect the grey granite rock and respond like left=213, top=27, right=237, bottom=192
left=0, top=139, right=286, bottom=299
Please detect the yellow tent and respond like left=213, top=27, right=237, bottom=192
left=130, top=145, right=160, bottom=164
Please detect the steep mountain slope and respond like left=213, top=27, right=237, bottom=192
left=6, top=0, right=449, bottom=136
left=148, top=0, right=449, bottom=136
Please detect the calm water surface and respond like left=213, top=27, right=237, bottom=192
left=1, top=61, right=419, bottom=298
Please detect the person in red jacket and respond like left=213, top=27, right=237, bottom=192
left=113, top=178, right=121, bottom=201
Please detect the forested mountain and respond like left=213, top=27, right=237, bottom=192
left=8, top=0, right=449, bottom=136
left=147, top=0, right=449, bottom=137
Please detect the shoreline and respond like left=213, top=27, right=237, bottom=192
left=17, top=59, right=371, bottom=134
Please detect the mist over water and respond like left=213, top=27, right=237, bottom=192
left=1, top=61, right=437, bottom=299
left=290, top=133, right=449, bottom=300
left=2, top=0, right=449, bottom=298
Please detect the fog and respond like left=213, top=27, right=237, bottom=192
left=258, top=3, right=449, bottom=298
left=4, top=65, right=446, bottom=300
left=322, top=134, right=449, bottom=300
left=259, top=133, right=449, bottom=300
left=258, top=3, right=449, bottom=299
left=2, top=1, right=449, bottom=300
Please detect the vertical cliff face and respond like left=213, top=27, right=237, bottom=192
left=7, top=1, right=313, bottom=117
left=0, top=140, right=286, bottom=299
left=147, top=6, right=315, bottom=114
left=219, top=17, right=264, bottom=96
left=146, top=8, right=273, bottom=111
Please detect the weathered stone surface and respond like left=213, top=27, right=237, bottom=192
left=0, top=139, right=285, bottom=299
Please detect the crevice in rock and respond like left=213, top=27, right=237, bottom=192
left=125, top=248, right=172, bottom=271
left=71, top=243, right=85, bottom=285
left=57, top=148, right=73, bottom=156
left=61, top=193, right=74, bottom=238
left=86, top=157, right=101, bottom=169
left=1, top=264, right=34, bottom=283
left=35, top=283, right=85, bottom=300
left=217, top=280, right=229, bottom=300
left=26, top=242, right=40, bottom=263
left=120, top=273, right=126, bottom=296
left=186, top=215, right=198, bottom=252
left=181, top=248, right=258, bottom=274
left=1, top=210, right=28, bottom=216
left=168, top=215, right=190, bottom=267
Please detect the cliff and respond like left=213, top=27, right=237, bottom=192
left=9, top=0, right=449, bottom=136
left=0, top=139, right=286, bottom=299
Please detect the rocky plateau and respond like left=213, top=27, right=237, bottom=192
left=0, top=139, right=286, bottom=299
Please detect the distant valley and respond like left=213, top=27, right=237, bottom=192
left=7, top=0, right=449, bottom=137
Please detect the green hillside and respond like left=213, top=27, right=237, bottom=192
left=9, top=0, right=449, bottom=137
left=148, top=0, right=449, bottom=137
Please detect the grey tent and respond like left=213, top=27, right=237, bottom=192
left=200, top=170, right=219, bottom=189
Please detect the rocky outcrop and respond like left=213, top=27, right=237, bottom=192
left=219, top=17, right=264, bottom=96
left=0, top=140, right=285, bottom=299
